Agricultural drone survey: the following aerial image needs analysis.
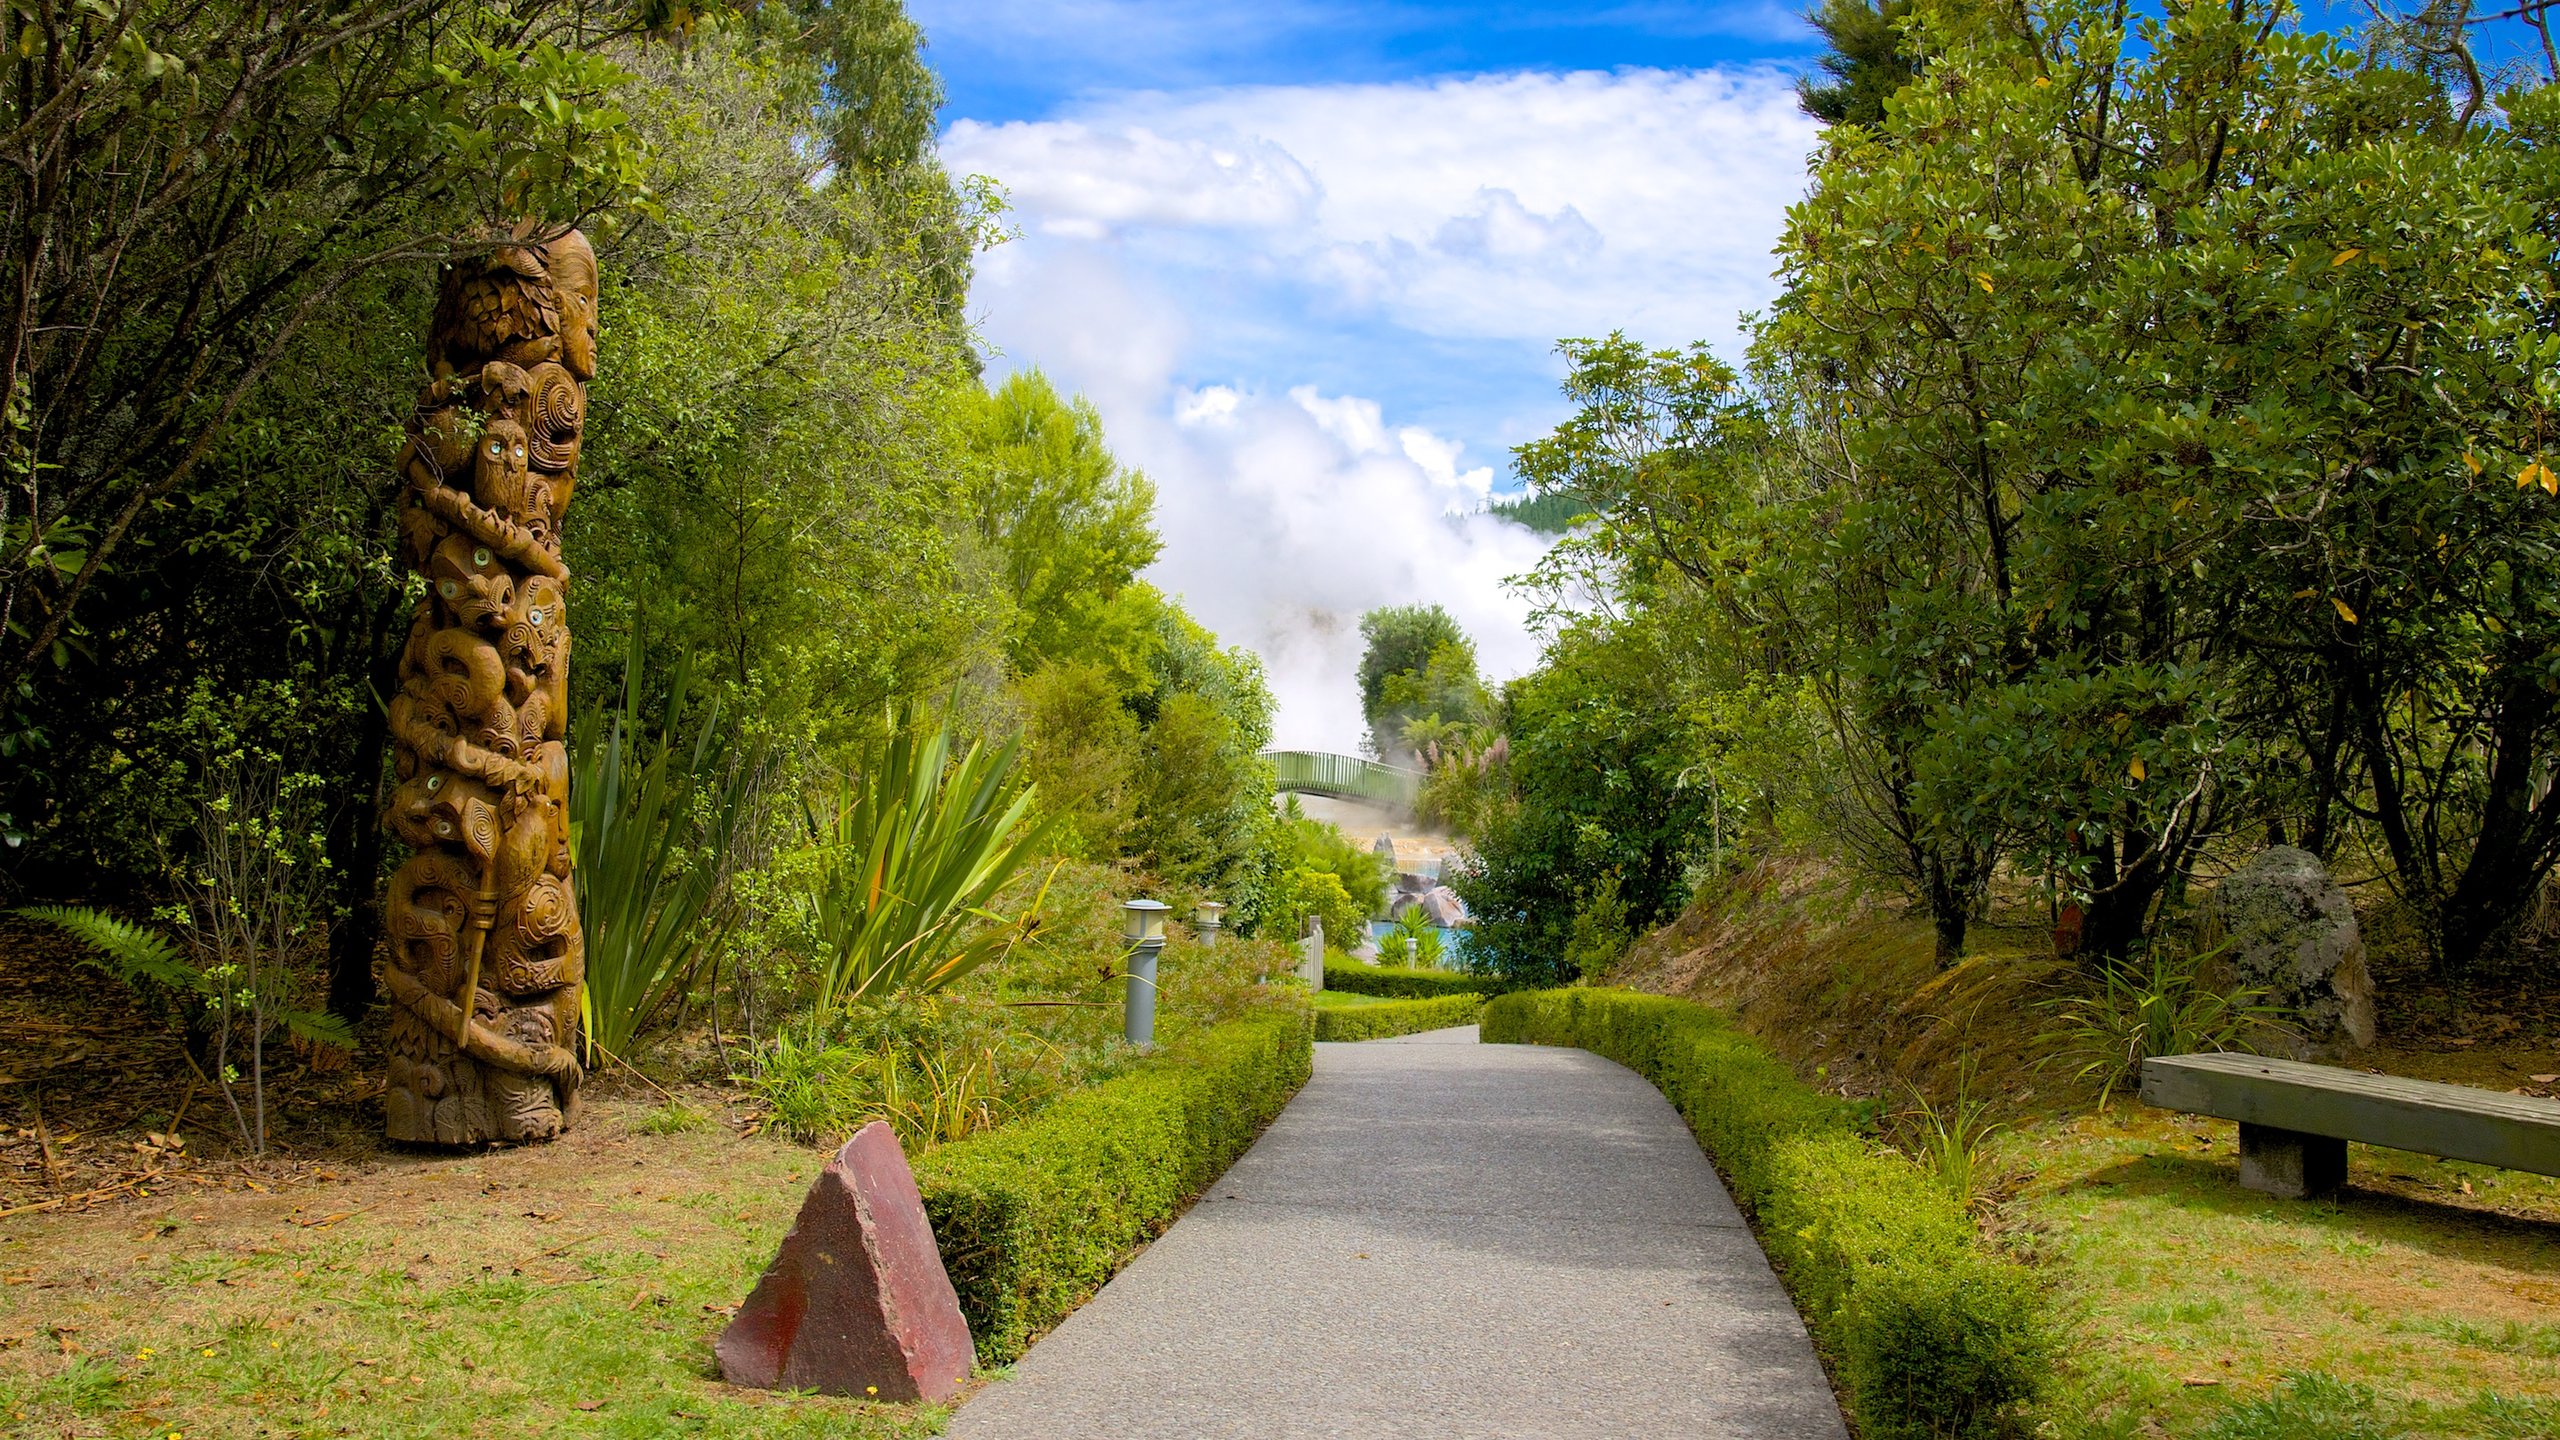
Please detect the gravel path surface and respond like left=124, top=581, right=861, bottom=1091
left=943, top=1024, right=1849, bottom=1439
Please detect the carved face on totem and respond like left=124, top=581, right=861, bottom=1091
left=387, top=769, right=501, bottom=863
left=542, top=232, right=600, bottom=382
left=505, top=575, right=569, bottom=678
left=470, top=418, right=534, bottom=520
left=430, top=533, right=515, bottom=631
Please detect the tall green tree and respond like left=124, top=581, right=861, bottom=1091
left=968, top=370, right=1161, bottom=674
left=571, top=32, right=1003, bottom=758
left=1798, top=0, right=1922, bottom=126
left=1355, top=603, right=1491, bottom=764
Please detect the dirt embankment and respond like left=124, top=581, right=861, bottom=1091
left=1603, top=856, right=2560, bottom=1114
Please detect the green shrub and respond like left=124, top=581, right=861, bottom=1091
left=914, top=1004, right=1313, bottom=1364
left=1313, top=992, right=1482, bottom=1041
left=1482, top=988, right=2057, bottom=1440
left=1323, top=959, right=1497, bottom=999
left=1265, top=866, right=1370, bottom=953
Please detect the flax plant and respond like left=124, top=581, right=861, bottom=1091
left=800, top=710, right=1059, bottom=1033
left=572, top=647, right=763, bottom=1069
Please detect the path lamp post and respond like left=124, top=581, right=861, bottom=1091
left=1121, top=898, right=1171, bottom=1049
left=1194, top=899, right=1227, bottom=947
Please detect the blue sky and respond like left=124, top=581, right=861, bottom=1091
left=915, top=2, right=1821, bottom=121
left=916, top=0, right=1825, bottom=475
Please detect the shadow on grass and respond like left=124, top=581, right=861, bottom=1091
left=2058, top=1149, right=2560, bottom=1271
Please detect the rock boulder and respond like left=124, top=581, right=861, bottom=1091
left=716, top=1120, right=974, bottom=1401
left=2202, top=845, right=2376, bottom=1056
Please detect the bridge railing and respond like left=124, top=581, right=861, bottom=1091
left=1265, top=750, right=1422, bottom=809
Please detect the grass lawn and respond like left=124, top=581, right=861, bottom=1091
left=0, top=1085, right=950, bottom=1440
left=1310, top=990, right=1388, bottom=1008
left=0, top=872, right=1305, bottom=1439
left=2012, top=1106, right=2560, bottom=1438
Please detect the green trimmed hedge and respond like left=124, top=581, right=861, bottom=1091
left=1323, top=959, right=1498, bottom=999
left=1482, top=989, right=2055, bottom=1440
left=914, top=1004, right=1314, bottom=1364
left=1312, top=991, right=1483, bottom=1041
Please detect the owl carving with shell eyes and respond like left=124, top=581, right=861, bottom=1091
left=381, top=225, right=598, bottom=1147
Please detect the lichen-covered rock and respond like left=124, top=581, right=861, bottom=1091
left=2203, top=846, right=2375, bottom=1056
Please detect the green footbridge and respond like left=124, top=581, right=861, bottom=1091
left=1266, top=750, right=1422, bottom=809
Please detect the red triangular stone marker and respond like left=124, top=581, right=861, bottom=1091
left=716, top=1120, right=975, bottom=1401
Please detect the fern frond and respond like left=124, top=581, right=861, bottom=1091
left=277, top=1005, right=357, bottom=1051
left=15, top=905, right=201, bottom=994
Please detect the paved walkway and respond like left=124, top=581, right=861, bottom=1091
left=944, top=1026, right=1849, bottom=1439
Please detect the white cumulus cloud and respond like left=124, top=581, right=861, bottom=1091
left=942, top=67, right=1818, bottom=750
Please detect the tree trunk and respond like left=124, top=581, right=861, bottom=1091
left=1925, top=852, right=1977, bottom=965
left=2429, top=676, right=2559, bottom=975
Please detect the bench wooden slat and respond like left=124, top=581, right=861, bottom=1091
left=2139, top=1053, right=2560, bottom=1178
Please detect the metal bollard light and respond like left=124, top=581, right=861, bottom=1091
left=1193, top=899, right=1226, bottom=947
left=1121, top=898, right=1171, bottom=1049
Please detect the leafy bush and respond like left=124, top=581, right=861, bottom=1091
left=1377, top=926, right=1410, bottom=965
left=1374, top=904, right=1445, bottom=967
left=1313, top=991, right=1481, bottom=1041
left=1483, top=988, right=2056, bottom=1440
left=915, top=1003, right=1313, bottom=1364
left=18, top=902, right=350, bottom=1156
left=1322, top=960, right=1497, bottom=999
left=1394, top=904, right=1446, bottom=966
left=1263, top=865, right=1369, bottom=952
left=747, top=997, right=1030, bottom=1150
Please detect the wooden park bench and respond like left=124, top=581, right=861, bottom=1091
left=2139, top=1053, right=2560, bottom=1199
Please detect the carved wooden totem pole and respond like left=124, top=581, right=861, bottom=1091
left=380, top=226, right=597, bottom=1144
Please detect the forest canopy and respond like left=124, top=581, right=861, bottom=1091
left=1448, top=0, right=2560, bottom=989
